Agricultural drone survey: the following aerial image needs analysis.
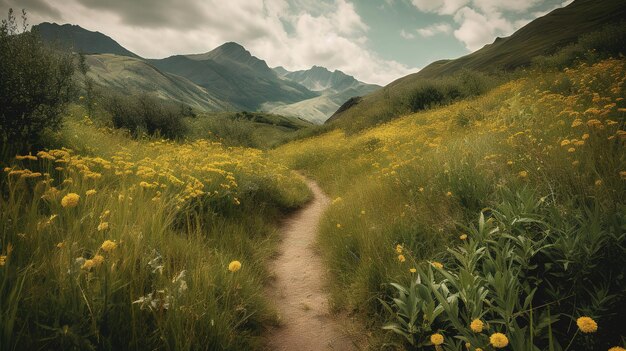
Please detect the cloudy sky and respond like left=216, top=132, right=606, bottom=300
left=1, top=0, right=572, bottom=85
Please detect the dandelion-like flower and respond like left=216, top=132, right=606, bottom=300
left=397, top=254, right=406, bottom=262
left=490, top=333, right=509, bottom=348
left=470, top=319, right=484, bottom=333
left=431, top=261, right=443, bottom=269
left=608, top=347, right=626, bottom=351
left=409, top=268, right=416, bottom=273
left=576, top=316, right=597, bottom=333
left=395, top=244, right=403, bottom=254
left=228, top=260, right=242, bottom=272
left=101, top=240, right=117, bottom=252
left=61, top=193, right=80, bottom=208
left=97, top=222, right=110, bottom=231
left=0, top=255, right=6, bottom=266
left=86, top=189, right=97, bottom=196
left=430, top=333, right=444, bottom=345
left=459, top=234, right=468, bottom=240
left=518, top=171, right=528, bottom=178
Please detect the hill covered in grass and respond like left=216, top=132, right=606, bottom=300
left=329, top=0, right=626, bottom=131
left=274, top=58, right=626, bottom=349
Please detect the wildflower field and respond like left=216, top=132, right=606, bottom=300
left=274, top=58, right=626, bottom=350
left=0, top=113, right=310, bottom=350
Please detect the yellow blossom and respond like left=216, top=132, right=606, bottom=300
left=228, top=260, right=242, bottom=272
left=595, top=180, right=603, bottom=186
left=86, top=189, right=97, bottom=196
left=576, top=316, right=597, bottom=333
left=568, top=147, right=576, bottom=153
left=397, top=254, right=406, bottom=262
left=97, top=222, right=109, bottom=231
left=560, top=139, right=571, bottom=146
left=470, top=319, right=484, bottom=333
left=409, top=268, right=416, bottom=273
left=101, top=240, right=117, bottom=252
left=395, top=244, right=403, bottom=254
left=581, top=133, right=590, bottom=140
left=432, top=261, right=443, bottom=269
left=518, top=170, right=528, bottom=178
left=490, top=333, right=509, bottom=348
left=460, top=234, right=468, bottom=240
left=446, top=191, right=452, bottom=197
left=0, top=255, right=6, bottom=266
left=61, top=193, right=80, bottom=208
left=608, top=347, right=626, bottom=351
left=430, top=333, right=444, bottom=345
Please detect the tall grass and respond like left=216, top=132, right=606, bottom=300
left=273, top=58, right=626, bottom=349
left=0, top=111, right=310, bottom=350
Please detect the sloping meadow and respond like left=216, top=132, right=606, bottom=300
left=274, top=59, right=626, bottom=350
left=0, top=117, right=310, bottom=350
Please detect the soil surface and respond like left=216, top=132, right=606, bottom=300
left=265, top=178, right=357, bottom=351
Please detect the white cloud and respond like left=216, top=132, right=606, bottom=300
left=1, top=0, right=418, bottom=85
left=400, top=29, right=415, bottom=39
left=416, top=22, right=452, bottom=37
left=411, top=0, right=469, bottom=15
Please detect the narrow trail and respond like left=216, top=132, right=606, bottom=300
left=265, top=178, right=357, bottom=351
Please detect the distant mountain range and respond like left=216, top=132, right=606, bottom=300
left=328, top=0, right=626, bottom=126
left=32, top=22, right=378, bottom=123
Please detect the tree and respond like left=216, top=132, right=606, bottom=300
left=0, top=9, right=75, bottom=150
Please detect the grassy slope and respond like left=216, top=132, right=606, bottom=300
left=185, top=111, right=316, bottom=149
left=273, top=59, right=626, bottom=348
left=328, top=0, right=626, bottom=130
left=0, top=109, right=311, bottom=350
left=86, top=54, right=231, bottom=112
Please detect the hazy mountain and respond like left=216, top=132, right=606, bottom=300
left=33, top=22, right=140, bottom=58
left=329, top=0, right=626, bottom=125
left=267, top=66, right=380, bottom=123
left=149, top=43, right=318, bottom=111
left=85, top=54, right=231, bottom=111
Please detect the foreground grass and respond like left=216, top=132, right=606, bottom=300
left=0, top=115, right=310, bottom=350
left=274, top=59, right=626, bottom=349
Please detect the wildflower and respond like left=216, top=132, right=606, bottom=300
left=446, top=191, right=452, bottom=197
left=409, top=268, right=416, bottom=273
left=56, top=242, right=65, bottom=249
left=568, top=147, right=576, bottom=153
left=560, top=139, right=571, bottom=146
left=465, top=343, right=471, bottom=349
left=228, top=260, right=242, bottom=272
left=82, top=254, right=104, bottom=270
left=506, top=160, right=513, bottom=166
left=361, top=210, right=366, bottom=215
left=595, top=180, right=603, bottom=186
left=397, top=254, right=406, bottom=262
left=431, top=261, right=443, bottom=269
left=86, top=189, right=97, bottom=196
left=61, top=193, right=80, bottom=208
left=518, top=170, right=528, bottom=178
left=608, top=347, right=626, bottom=351
left=0, top=255, right=6, bottom=266
left=97, top=222, right=109, bottom=231
left=576, top=316, right=597, bottom=333
left=430, top=333, right=444, bottom=345
left=395, top=244, right=403, bottom=254
left=571, top=119, right=583, bottom=127
left=582, top=133, right=590, bottom=140
left=470, top=319, right=484, bottom=333
left=101, top=240, right=117, bottom=252
left=572, top=160, right=580, bottom=166
left=336, top=223, right=342, bottom=229
left=460, top=234, right=468, bottom=240
left=475, top=349, right=483, bottom=351
left=620, top=171, right=626, bottom=180
left=490, top=333, right=509, bottom=348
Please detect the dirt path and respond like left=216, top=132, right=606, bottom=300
left=265, top=178, right=357, bottom=351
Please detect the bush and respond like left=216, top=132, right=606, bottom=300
left=0, top=9, right=75, bottom=150
left=103, top=93, right=188, bottom=139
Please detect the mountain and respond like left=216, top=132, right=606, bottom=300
left=329, top=0, right=626, bottom=126
left=266, top=66, right=380, bottom=123
left=33, top=22, right=140, bottom=58
left=149, top=43, right=318, bottom=111
left=85, top=54, right=231, bottom=111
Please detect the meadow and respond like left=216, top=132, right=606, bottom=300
left=274, top=58, right=626, bottom=350
left=0, top=111, right=310, bottom=350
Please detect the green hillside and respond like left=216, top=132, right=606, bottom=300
left=150, top=43, right=318, bottom=111
left=86, top=54, right=231, bottom=112
left=329, top=0, right=626, bottom=130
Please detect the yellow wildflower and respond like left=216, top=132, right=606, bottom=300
left=56, top=242, right=65, bottom=249
left=460, top=234, right=468, bottom=240
left=608, top=347, right=626, bottom=351
left=97, top=222, right=109, bottom=231
left=568, top=147, right=576, bottom=153
left=430, top=333, right=444, bottom=345
left=395, top=244, right=403, bottom=254
left=518, top=170, right=528, bottom=178
left=409, top=268, right=416, bottom=273
left=470, top=319, right=484, bottom=333
left=0, top=255, right=6, bottom=266
left=595, top=180, right=603, bottom=186
left=397, top=254, right=406, bottom=263
left=228, top=260, right=242, bottom=272
left=446, top=191, right=452, bottom=197
left=336, top=223, right=342, bottom=228
left=560, top=139, right=571, bottom=146
left=61, top=193, right=80, bottom=208
left=620, top=171, right=626, bottom=180
left=581, top=133, right=590, bottom=140
left=101, top=240, right=117, bottom=252
left=86, top=189, right=97, bottom=196
left=490, top=333, right=509, bottom=348
left=576, top=316, right=597, bottom=333
left=432, top=261, right=443, bottom=269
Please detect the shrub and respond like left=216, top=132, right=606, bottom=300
left=0, top=9, right=75, bottom=150
left=103, top=93, right=188, bottom=139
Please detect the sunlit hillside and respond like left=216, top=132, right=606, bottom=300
left=274, top=58, right=626, bottom=349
